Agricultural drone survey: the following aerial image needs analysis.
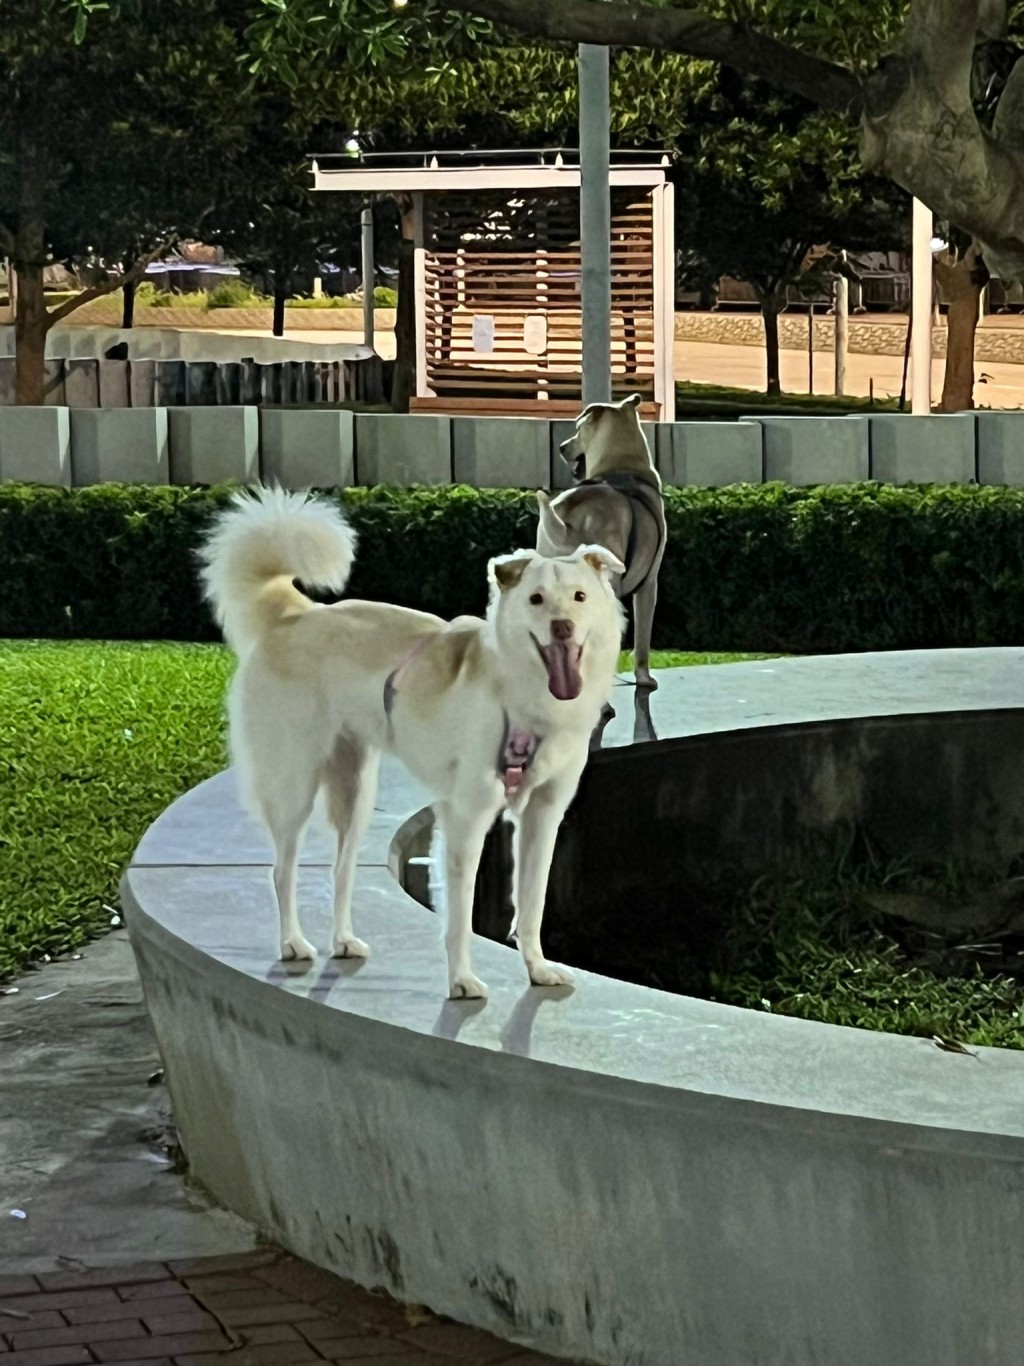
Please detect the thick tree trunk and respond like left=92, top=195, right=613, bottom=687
left=121, top=277, right=137, bottom=330
left=391, top=194, right=417, bottom=413
left=935, top=244, right=989, bottom=411
left=761, top=300, right=782, bottom=397
left=12, top=151, right=52, bottom=405
left=272, top=281, right=287, bottom=338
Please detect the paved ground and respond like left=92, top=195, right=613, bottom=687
left=217, top=324, right=1024, bottom=407
left=0, top=936, right=563, bottom=1364
left=0, top=1253, right=551, bottom=1366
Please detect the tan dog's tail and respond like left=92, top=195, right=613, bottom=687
left=199, top=485, right=357, bottom=656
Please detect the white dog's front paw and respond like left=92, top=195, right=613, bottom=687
left=449, top=973, right=489, bottom=1001
left=281, top=934, right=317, bottom=962
left=332, top=935, right=370, bottom=959
left=528, top=960, right=575, bottom=988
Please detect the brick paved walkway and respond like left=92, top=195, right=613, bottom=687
left=0, top=1254, right=558, bottom=1366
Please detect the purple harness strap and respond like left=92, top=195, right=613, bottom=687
left=383, top=638, right=540, bottom=797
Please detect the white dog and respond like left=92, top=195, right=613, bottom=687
left=536, top=393, right=665, bottom=689
left=200, top=487, right=625, bottom=1000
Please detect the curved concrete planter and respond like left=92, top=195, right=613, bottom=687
left=123, top=651, right=1024, bottom=1366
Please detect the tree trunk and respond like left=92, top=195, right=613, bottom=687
left=272, top=280, right=287, bottom=338
left=121, top=277, right=137, bottom=330
left=13, top=155, right=51, bottom=406
left=391, top=193, right=417, bottom=413
left=761, top=299, right=782, bottom=397
left=935, top=244, right=989, bottom=412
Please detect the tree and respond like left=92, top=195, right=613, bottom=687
left=0, top=0, right=249, bottom=403
left=673, top=66, right=907, bottom=395
left=424, top=1, right=1024, bottom=285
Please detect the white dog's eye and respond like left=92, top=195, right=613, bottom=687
left=574, top=590, right=586, bottom=603
left=529, top=592, right=543, bottom=605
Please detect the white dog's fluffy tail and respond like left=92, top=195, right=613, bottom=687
left=199, top=486, right=356, bottom=654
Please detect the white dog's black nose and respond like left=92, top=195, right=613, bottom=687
left=551, top=618, right=574, bottom=641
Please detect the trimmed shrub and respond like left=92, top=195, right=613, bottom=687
left=2, top=481, right=1024, bottom=651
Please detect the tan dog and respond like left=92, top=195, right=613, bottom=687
left=200, top=486, right=625, bottom=1000
left=536, top=393, right=665, bottom=689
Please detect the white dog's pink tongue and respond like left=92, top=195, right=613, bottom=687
left=542, top=640, right=583, bottom=700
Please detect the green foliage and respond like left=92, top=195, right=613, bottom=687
left=709, top=861, right=1024, bottom=1050
left=204, top=278, right=267, bottom=308
left=4, top=481, right=1024, bottom=654
left=0, top=639, right=232, bottom=981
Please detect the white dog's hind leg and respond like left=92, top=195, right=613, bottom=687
left=513, top=781, right=580, bottom=988
left=439, top=800, right=502, bottom=1000
left=323, top=740, right=379, bottom=958
left=264, top=785, right=319, bottom=961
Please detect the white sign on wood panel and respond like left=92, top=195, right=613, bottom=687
left=523, top=314, right=548, bottom=355
left=471, top=314, right=495, bottom=353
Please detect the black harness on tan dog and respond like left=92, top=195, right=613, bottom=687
left=577, top=469, right=664, bottom=596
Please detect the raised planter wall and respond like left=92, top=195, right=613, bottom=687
left=3, top=407, right=1024, bottom=489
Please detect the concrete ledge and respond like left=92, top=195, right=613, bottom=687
left=168, top=407, right=259, bottom=485
left=870, top=413, right=977, bottom=484
left=124, top=650, right=1024, bottom=1366
left=70, top=408, right=169, bottom=485
left=751, top=415, right=869, bottom=485
left=976, top=411, right=1024, bottom=485
left=260, top=409, right=355, bottom=487
left=657, top=420, right=763, bottom=486
left=452, top=417, right=549, bottom=488
left=355, top=413, right=452, bottom=485
left=0, top=406, right=71, bottom=486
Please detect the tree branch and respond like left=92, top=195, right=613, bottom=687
left=437, top=0, right=865, bottom=116
left=45, top=237, right=177, bottom=328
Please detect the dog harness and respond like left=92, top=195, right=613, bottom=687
left=383, top=638, right=540, bottom=798
left=578, top=469, right=665, bottom=596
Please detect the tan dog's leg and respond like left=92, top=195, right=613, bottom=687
left=632, top=570, right=660, bottom=691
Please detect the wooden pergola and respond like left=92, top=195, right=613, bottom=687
left=311, top=149, right=675, bottom=420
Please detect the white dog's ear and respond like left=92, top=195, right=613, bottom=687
left=489, top=551, right=535, bottom=590
left=578, top=544, right=626, bottom=577
left=620, top=393, right=642, bottom=411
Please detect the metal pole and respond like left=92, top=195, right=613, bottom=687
left=911, top=197, right=933, bottom=414
left=807, top=302, right=814, bottom=394
left=361, top=207, right=374, bottom=350
left=579, top=43, right=611, bottom=405
left=834, top=252, right=849, bottom=396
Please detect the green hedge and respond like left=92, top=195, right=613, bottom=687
left=3, top=481, right=1024, bottom=652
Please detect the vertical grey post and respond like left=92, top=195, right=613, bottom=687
left=834, top=252, right=849, bottom=396
left=579, top=43, right=611, bottom=405
left=361, top=207, right=375, bottom=350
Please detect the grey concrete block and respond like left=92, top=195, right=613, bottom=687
left=453, top=417, right=549, bottom=489
left=657, top=421, right=763, bottom=487
left=64, top=359, right=100, bottom=408
left=0, top=405, right=71, bottom=486
left=870, top=413, right=977, bottom=484
left=129, top=359, right=156, bottom=408
left=751, top=415, right=869, bottom=485
left=975, top=412, right=1024, bottom=486
left=70, top=408, right=170, bottom=485
left=168, top=407, right=259, bottom=486
left=260, top=409, right=355, bottom=488
left=98, top=361, right=130, bottom=408
left=355, top=413, right=451, bottom=486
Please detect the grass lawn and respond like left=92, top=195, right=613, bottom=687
left=675, top=379, right=901, bottom=418
left=1, top=640, right=759, bottom=983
